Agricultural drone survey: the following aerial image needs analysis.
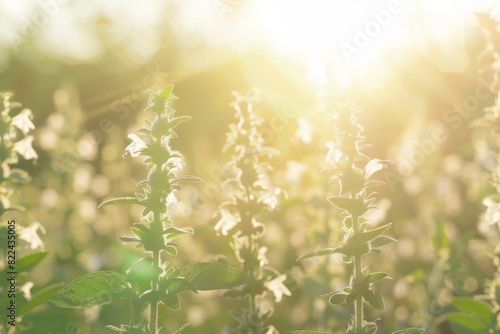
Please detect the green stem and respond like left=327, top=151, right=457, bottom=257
left=150, top=210, right=161, bottom=334
left=352, top=214, right=363, bottom=333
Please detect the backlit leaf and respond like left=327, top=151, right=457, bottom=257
left=49, top=271, right=134, bottom=308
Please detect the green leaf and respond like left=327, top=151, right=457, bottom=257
left=345, top=293, right=356, bottom=304
left=449, top=312, right=489, bottom=330
left=159, top=84, right=175, bottom=99
left=50, top=271, right=134, bottom=308
left=451, top=298, right=492, bottom=324
left=165, top=245, right=178, bottom=256
left=99, top=197, right=141, bottom=208
left=328, top=197, right=368, bottom=216
left=162, top=277, right=198, bottom=295
left=371, top=235, right=397, bottom=247
left=328, top=292, right=347, bottom=305
left=363, top=290, right=384, bottom=311
left=163, top=295, right=180, bottom=310
left=287, top=331, right=328, bottom=334
left=173, top=323, right=191, bottom=334
left=16, top=252, right=48, bottom=273
left=6, top=169, right=32, bottom=184
left=178, top=262, right=249, bottom=292
left=367, top=272, right=391, bottom=284
left=19, top=283, right=65, bottom=316
left=168, top=116, right=192, bottom=130
left=390, top=328, right=425, bottom=334
left=297, top=247, right=342, bottom=261
left=164, top=226, right=194, bottom=241
left=341, top=224, right=392, bottom=256
left=170, top=175, right=203, bottom=185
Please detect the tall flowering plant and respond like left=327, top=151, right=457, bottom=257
left=215, top=90, right=290, bottom=334
left=51, top=85, right=248, bottom=334
left=0, top=92, right=62, bottom=333
left=294, top=100, right=423, bottom=334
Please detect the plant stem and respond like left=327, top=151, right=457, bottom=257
left=150, top=210, right=161, bottom=334
left=352, top=214, right=363, bottom=333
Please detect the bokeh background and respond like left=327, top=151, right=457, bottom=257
left=1, top=0, right=500, bottom=333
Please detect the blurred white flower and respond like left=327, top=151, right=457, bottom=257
left=20, top=281, right=34, bottom=300
left=293, top=118, right=314, bottom=144
left=325, top=141, right=342, bottom=166
left=483, top=196, right=500, bottom=227
left=11, top=109, right=35, bottom=134
left=20, top=222, right=46, bottom=250
left=258, top=246, right=269, bottom=266
left=264, top=274, right=291, bottom=302
left=14, top=136, right=38, bottom=160
left=166, top=191, right=177, bottom=205
left=214, top=209, right=239, bottom=236
left=124, top=133, right=147, bottom=157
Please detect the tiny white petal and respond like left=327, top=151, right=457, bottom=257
left=11, top=109, right=35, bottom=134
left=14, top=136, right=38, bottom=160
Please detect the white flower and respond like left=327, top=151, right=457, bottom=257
left=325, top=141, right=342, bottom=166
left=14, top=136, right=38, bottom=160
left=166, top=191, right=177, bottom=205
left=124, top=133, right=147, bottom=157
left=19, top=222, right=46, bottom=250
left=258, top=246, right=269, bottom=266
left=20, top=281, right=34, bottom=300
left=264, top=274, right=291, bottom=302
left=11, top=109, right=35, bottom=134
left=293, top=118, right=314, bottom=144
left=214, top=209, right=239, bottom=236
left=483, top=196, right=500, bottom=227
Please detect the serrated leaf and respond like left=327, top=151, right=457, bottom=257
left=329, top=292, right=347, bottom=305
left=451, top=298, right=492, bottom=323
left=49, top=271, right=134, bottom=308
left=16, top=252, right=47, bottom=273
left=297, top=247, right=342, bottom=261
left=99, top=197, right=141, bottom=208
left=363, top=290, right=384, bottom=311
left=390, top=329, right=424, bottom=334
left=19, top=283, right=65, bottom=315
left=179, top=262, right=249, bottom=291
left=367, top=272, right=390, bottom=283
left=371, top=235, right=397, bottom=247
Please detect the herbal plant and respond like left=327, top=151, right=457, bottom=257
left=0, top=92, right=62, bottom=333
left=295, top=100, right=423, bottom=334
left=445, top=13, right=500, bottom=333
left=51, top=84, right=248, bottom=334
left=215, top=90, right=290, bottom=334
